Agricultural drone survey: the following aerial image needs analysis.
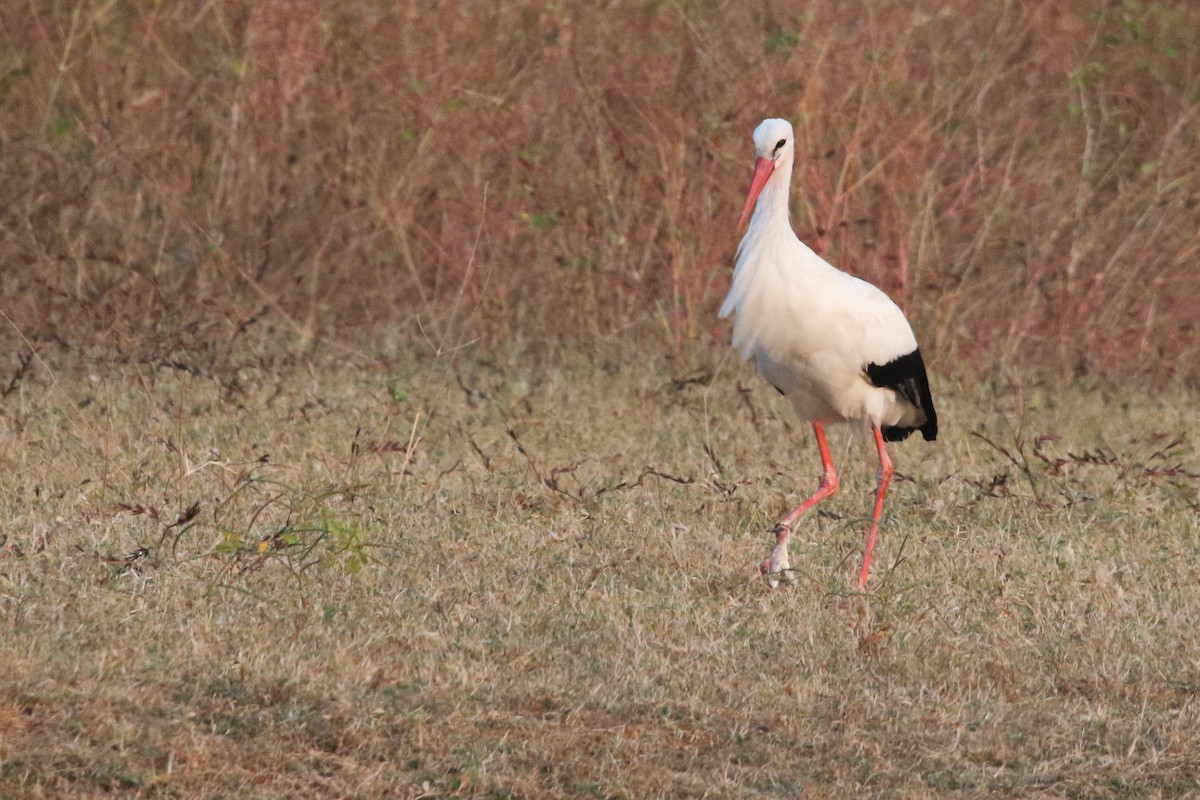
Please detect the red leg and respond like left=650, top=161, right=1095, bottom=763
left=759, top=422, right=839, bottom=586
left=858, top=424, right=894, bottom=589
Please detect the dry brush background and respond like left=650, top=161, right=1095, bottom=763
left=2, top=0, right=1198, bottom=380
left=3, top=1, right=1200, bottom=798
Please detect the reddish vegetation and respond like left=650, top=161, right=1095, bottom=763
left=2, top=2, right=1197, bottom=381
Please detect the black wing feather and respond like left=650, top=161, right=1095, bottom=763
left=864, top=348, right=938, bottom=442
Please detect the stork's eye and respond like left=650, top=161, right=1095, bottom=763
left=775, top=138, right=787, bottom=151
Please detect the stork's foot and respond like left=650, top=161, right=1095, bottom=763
left=758, top=524, right=794, bottom=589
left=758, top=551, right=794, bottom=589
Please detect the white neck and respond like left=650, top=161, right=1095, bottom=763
left=719, top=153, right=833, bottom=349
left=749, top=159, right=794, bottom=235
left=738, top=156, right=801, bottom=262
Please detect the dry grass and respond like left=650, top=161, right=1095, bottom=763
left=1, top=341, right=1198, bottom=797
left=1, top=1, right=1199, bottom=380
left=3, top=2, right=1200, bottom=797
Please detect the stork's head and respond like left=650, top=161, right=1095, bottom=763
left=738, top=118, right=795, bottom=230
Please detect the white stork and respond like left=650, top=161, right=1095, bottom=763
left=721, top=118, right=937, bottom=590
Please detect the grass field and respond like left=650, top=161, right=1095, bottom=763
left=1, top=342, right=1197, bottom=797
left=3, top=0, right=1200, bottom=796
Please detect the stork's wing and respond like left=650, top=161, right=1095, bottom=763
left=865, top=349, right=938, bottom=442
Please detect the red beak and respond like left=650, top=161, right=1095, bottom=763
left=738, top=156, right=775, bottom=230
